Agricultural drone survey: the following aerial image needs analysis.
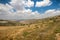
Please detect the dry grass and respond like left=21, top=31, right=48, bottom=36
left=0, top=15, right=60, bottom=40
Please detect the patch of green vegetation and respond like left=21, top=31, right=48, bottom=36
left=23, top=31, right=30, bottom=37
left=54, top=27, right=60, bottom=33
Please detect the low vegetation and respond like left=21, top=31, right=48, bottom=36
left=0, top=15, right=60, bottom=40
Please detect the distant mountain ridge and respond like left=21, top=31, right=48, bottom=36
left=0, top=15, right=60, bottom=26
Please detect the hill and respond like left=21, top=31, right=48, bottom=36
left=0, top=15, right=60, bottom=26
left=0, top=15, right=60, bottom=40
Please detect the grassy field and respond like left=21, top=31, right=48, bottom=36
left=0, top=15, right=60, bottom=40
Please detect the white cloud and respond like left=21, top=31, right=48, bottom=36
left=0, top=0, right=60, bottom=20
left=45, top=9, right=60, bottom=16
left=13, top=9, right=40, bottom=19
left=10, top=0, right=26, bottom=11
left=25, top=0, right=34, bottom=7
left=39, top=9, right=60, bottom=18
left=36, top=0, right=52, bottom=7
left=0, top=3, right=39, bottom=20
left=10, top=0, right=34, bottom=11
left=0, top=4, right=13, bottom=11
left=0, top=4, right=14, bottom=19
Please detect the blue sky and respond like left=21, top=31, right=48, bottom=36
left=0, top=0, right=60, bottom=13
left=0, top=0, right=11, bottom=4
left=30, top=0, right=60, bottom=13
left=0, top=0, right=60, bottom=20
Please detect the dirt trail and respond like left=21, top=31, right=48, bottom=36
left=9, top=28, right=25, bottom=37
left=9, top=27, right=27, bottom=38
left=10, top=28, right=24, bottom=36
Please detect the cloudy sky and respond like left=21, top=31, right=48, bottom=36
left=0, top=0, right=60, bottom=20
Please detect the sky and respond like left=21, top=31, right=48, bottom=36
left=0, top=0, right=60, bottom=20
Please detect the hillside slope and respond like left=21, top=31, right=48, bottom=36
left=0, top=15, right=60, bottom=40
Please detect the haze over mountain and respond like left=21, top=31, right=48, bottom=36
left=0, top=15, right=60, bottom=26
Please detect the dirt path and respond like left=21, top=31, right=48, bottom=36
left=9, top=27, right=28, bottom=38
